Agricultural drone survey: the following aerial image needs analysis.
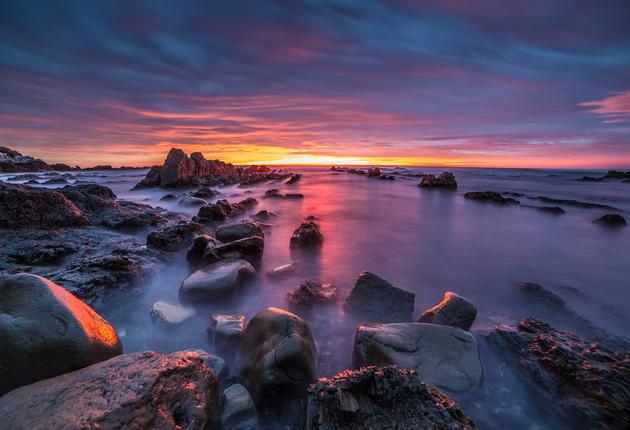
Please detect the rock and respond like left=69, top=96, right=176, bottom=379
left=306, top=366, right=476, bottom=429
left=536, top=206, right=565, bottom=214
left=179, top=259, right=256, bottom=302
left=208, top=314, right=246, bottom=348
left=252, top=209, right=276, bottom=222
left=187, top=234, right=221, bottom=265
left=284, top=192, right=304, bottom=199
left=160, top=193, right=178, bottom=201
left=419, top=172, right=457, bottom=189
left=0, top=146, right=50, bottom=172
left=194, top=198, right=258, bottom=223
left=239, top=307, right=317, bottom=404
left=264, top=189, right=304, bottom=199
left=203, top=236, right=264, bottom=265
left=6, top=241, right=76, bottom=265
left=0, top=350, right=219, bottom=430
left=287, top=280, right=338, bottom=308
left=531, top=196, right=617, bottom=210
left=146, top=221, right=204, bottom=251
left=485, top=318, right=630, bottom=429
left=150, top=300, right=195, bottom=325
left=344, top=272, right=415, bottom=322
left=603, top=170, right=630, bottom=179
left=221, top=383, right=260, bottom=430
left=578, top=176, right=602, bottom=182
left=191, top=186, right=218, bottom=199
left=366, top=167, right=381, bottom=177
left=179, top=195, right=207, bottom=207
left=518, top=282, right=566, bottom=307
left=43, top=177, right=69, bottom=185
left=286, top=173, right=302, bottom=184
left=418, top=291, right=477, bottom=330
left=0, top=273, right=122, bottom=395
left=0, top=182, right=88, bottom=228
left=464, top=191, right=519, bottom=204
left=186, top=349, right=229, bottom=381
left=594, top=213, right=627, bottom=227
left=290, top=221, right=324, bottom=247
left=24, top=179, right=40, bottom=184
left=216, top=221, right=264, bottom=243
left=267, top=263, right=296, bottom=278
left=353, top=323, right=482, bottom=392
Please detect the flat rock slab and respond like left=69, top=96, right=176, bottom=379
left=353, top=322, right=482, bottom=392
left=179, top=258, right=256, bottom=302
left=0, top=351, right=219, bottom=430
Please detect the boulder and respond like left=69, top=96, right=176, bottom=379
left=290, top=221, right=324, bottom=248
left=419, top=172, right=457, bottom=189
left=594, top=213, right=627, bottom=227
left=216, top=221, right=264, bottom=243
left=0, top=273, right=122, bottom=395
left=464, top=191, right=519, bottom=204
left=306, top=366, right=476, bottom=429
left=191, top=187, right=218, bottom=199
left=179, top=259, right=256, bottom=302
left=518, top=282, right=565, bottom=307
left=603, top=170, right=630, bottom=179
left=208, top=314, right=246, bottom=348
left=287, top=280, right=338, bottom=308
left=344, top=272, right=415, bottom=322
left=146, top=221, right=204, bottom=251
left=187, top=234, right=221, bottom=266
left=179, top=196, right=207, bottom=207
left=6, top=241, right=77, bottom=265
left=252, top=209, right=276, bottom=222
left=0, top=351, right=219, bottom=430
left=485, top=318, right=630, bottom=428
left=194, top=198, right=258, bottom=223
left=203, top=236, right=265, bottom=266
left=189, top=349, right=230, bottom=381
left=286, top=173, right=302, bottom=184
left=417, top=291, right=477, bottom=330
left=220, top=384, right=260, bottom=430
left=160, top=193, right=178, bottom=201
left=150, top=300, right=195, bottom=325
left=43, top=177, right=69, bottom=185
left=239, top=307, right=317, bottom=404
left=353, top=323, right=482, bottom=392
left=267, top=263, right=297, bottom=278
left=0, top=146, right=50, bottom=172
left=366, top=167, right=381, bottom=177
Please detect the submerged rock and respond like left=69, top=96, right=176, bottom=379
left=306, top=366, right=476, bottom=430
left=178, top=195, right=207, bottom=207
left=290, top=221, right=324, bottom=248
left=216, top=220, right=264, bottom=243
left=530, top=196, right=617, bottom=210
left=0, top=351, right=219, bottom=430
left=208, top=313, right=246, bottom=348
left=146, top=221, right=204, bottom=251
left=518, top=282, right=566, bottom=307
left=194, top=198, right=258, bottom=223
left=594, top=213, right=627, bottom=227
left=264, top=189, right=304, bottom=199
left=286, top=173, right=302, bottom=184
left=160, top=193, right=178, bottom=201
left=191, top=186, right=218, bottom=199
left=150, top=300, right=196, bottom=325
left=220, top=383, right=260, bottom=430
left=267, top=263, right=297, bottom=278
left=252, top=209, right=276, bottom=222
left=418, top=291, right=477, bottom=330
left=419, top=172, right=457, bottom=189
left=239, top=307, right=317, bottom=404
left=353, top=323, right=482, bottom=392
left=0, top=273, right=122, bottom=395
left=287, top=280, right=338, bottom=308
left=344, top=272, right=415, bottom=322
left=485, top=318, right=630, bottom=429
left=179, top=259, right=256, bottom=302
left=464, top=191, right=519, bottom=204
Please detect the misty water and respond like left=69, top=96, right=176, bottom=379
left=5, top=166, right=630, bottom=428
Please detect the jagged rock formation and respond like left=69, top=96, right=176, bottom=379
left=419, top=172, right=458, bottom=189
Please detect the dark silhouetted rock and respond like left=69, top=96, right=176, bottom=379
left=221, top=383, right=260, bottom=430
left=287, top=280, right=338, bottom=308
left=536, top=206, right=565, bottom=214
left=0, top=351, right=219, bottom=430
left=0, top=273, right=122, bottom=395
left=418, top=291, right=477, bottom=330
left=194, top=198, right=258, bottom=223
left=419, top=172, right=457, bottom=189
left=216, top=221, right=264, bottom=243
left=160, top=193, right=178, bottom=201
left=0, top=146, right=50, bottom=172
left=147, top=221, right=204, bottom=251
left=179, top=195, right=207, bottom=207
left=43, top=177, right=69, bottom=185
left=179, top=259, right=256, bottom=302
left=290, top=221, right=323, bottom=247
left=286, top=174, right=302, bottom=184
left=6, top=242, right=77, bottom=265
left=306, top=366, right=476, bottom=430
left=344, top=272, right=414, bottom=322
left=518, top=282, right=566, bottom=307
left=203, top=236, right=265, bottom=265
left=192, top=186, right=218, bottom=199
left=594, top=213, right=627, bottom=227
left=366, top=168, right=381, bottom=177
left=465, top=191, right=519, bottom=204
left=186, top=234, right=221, bottom=266
left=252, top=209, right=276, bottom=222
left=603, top=170, right=630, bottom=179
left=530, top=196, right=617, bottom=210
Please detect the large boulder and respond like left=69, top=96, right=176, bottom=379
left=306, top=366, right=476, bottom=429
left=353, top=323, right=482, bottom=392
left=194, top=198, right=258, bottom=223
left=344, top=272, right=415, bottom=322
left=485, top=318, right=630, bottom=429
left=179, top=259, right=256, bottom=302
left=417, top=291, right=477, bottom=330
left=146, top=221, right=204, bottom=251
left=419, top=172, right=457, bottom=189
left=0, top=351, right=219, bottom=430
left=290, top=221, right=324, bottom=248
left=216, top=221, right=264, bottom=243
left=0, top=273, right=122, bottom=395
left=220, top=384, right=260, bottom=430
left=239, top=307, right=317, bottom=404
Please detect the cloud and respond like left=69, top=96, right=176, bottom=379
left=580, top=90, right=630, bottom=123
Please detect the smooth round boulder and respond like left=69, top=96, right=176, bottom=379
left=417, top=291, right=477, bottom=330
left=179, top=259, right=256, bottom=302
left=216, top=221, right=264, bottom=243
left=0, top=273, right=123, bottom=395
left=239, top=307, right=317, bottom=404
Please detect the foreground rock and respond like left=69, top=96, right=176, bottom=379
left=290, top=221, right=324, bottom=247
left=419, top=171, right=458, bottom=189
left=344, top=272, right=415, bottom=322
left=150, top=300, right=196, bottom=325
left=203, top=236, right=265, bottom=266
left=208, top=313, right=246, bottom=348
left=418, top=291, right=477, bottom=330
left=353, top=323, right=482, bottom=392
left=306, top=366, right=476, bottom=429
left=179, top=259, right=256, bottom=302
left=240, top=307, right=317, bottom=404
left=146, top=221, right=204, bottom=251
left=594, top=213, right=627, bottom=227
left=216, top=220, right=264, bottom=242
left=287, top=280, right=338, bottom=308
left=0, top=351, right=219, bottom=430
left=221, top=383, right=260, bottom=430
left=186, top=234, right=221, bottom=266
left=464, top=191, right=519, bottom=205
left=0, top=273, right=122, bottom=395
left=485, top=318, right=630, bottom=429
left=194, top=198, right=258, bottom=223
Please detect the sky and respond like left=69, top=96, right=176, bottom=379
left=1, top=0, right=630, bottom=168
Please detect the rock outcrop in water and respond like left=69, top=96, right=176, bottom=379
left=306, top=366, right=476, bottom=429
left=146, top=220, right=204, bottom=251
left=287, top=279, right=338, bottom=309
left=344, top=272, right=415, bottom=322
left=0, top=273, right=122, bottom=395
left=0, top=350, right=219, bottom=430
left=179, top=258, right=256, bottom=302
left=594, top=213, right=627, bottom=227
left=484, top=318, right=630, bottom=429
left=419, top=171, right=458, bottom=189
left=194, top=198, right=258, bottom=223
left=290, top=221, right=324, bottom=247
left=0, top=146, right=53, bottom=172
left=353, top=322, right=482, bottom=392
left=465, top=191, right=519, bottom=205
left=203, top=236, right=265, bottom=266
left=216, top=220, right=264, bottom=243
left=418, top=291, right=477, bottom=330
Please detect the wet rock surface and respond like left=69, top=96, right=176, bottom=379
left=252, top=209, right=276, bottom=222
left=179, top=259, right=256, bottom=302
left=287, top=279, right=338, bottom=309
left=290, top=221, right=324, bottom=247
left=419, top=171, right=458, bottom=189
left=353, top=322, right=482, bottom=392
left=0, top=350, right=219, bottom=430
left=418, top=291, right=477, bottom=330
left=178, top=195, right=207, bottom=207
left=194, top=198, right=258, bottom=223
left=203, top=236, right=265, bottom=266
left=306, top=366, right=476, bottom=430
left=146, top=221, right=204, bottom=251
left=216, top=220, right=264, bottom=243
left=220, top=383, right=260, bottom=430
left=0, top=273, right=122, bottom=395
left=484, top=318, right=630, bottom=429
left=344, top=272, right=415, bottom=322
left=239, top=307, right=317, bottom=405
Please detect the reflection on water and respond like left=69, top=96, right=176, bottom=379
left=4, top=166, right=629, bottom=428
